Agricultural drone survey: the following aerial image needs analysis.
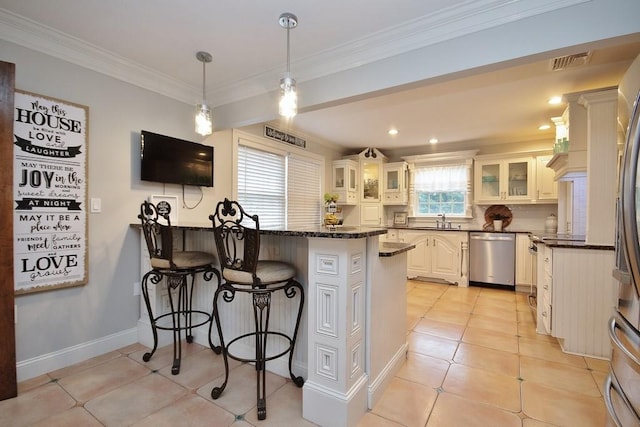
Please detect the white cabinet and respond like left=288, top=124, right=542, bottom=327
left=361, top=158, right=383, bottom=202
left=399, top=230, right=467, bottom=285
left=515, top=233, right=533, bottom=287
left=360, top=203, right=382, bottom=226
left=332, top=159, right=358, bottom=205
left=474, top=156, right=534, bottom=204
left=536, top=155, right=557, bottom=202
left=383, top=162, right=408, bottom=205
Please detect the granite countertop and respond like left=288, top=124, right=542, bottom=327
left=379, top=241, right=416, bottom=257
left=142, top=223, right=389, bottom=239
left=528, top=232, right=614, bottom=250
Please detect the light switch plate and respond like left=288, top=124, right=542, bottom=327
left=90, top=197, right=101, bottom=213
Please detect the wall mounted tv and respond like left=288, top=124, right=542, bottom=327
left=140, top=130, right=214, bottom=187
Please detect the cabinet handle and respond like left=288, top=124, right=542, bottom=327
left=542, top=311, right=547, bottom=317
left=543, top=284, right=548, bottom=290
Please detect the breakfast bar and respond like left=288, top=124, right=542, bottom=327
left=135, top=224, right=414, bottom=427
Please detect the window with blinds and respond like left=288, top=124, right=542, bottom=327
left=237, top=144, right=322, bottom=229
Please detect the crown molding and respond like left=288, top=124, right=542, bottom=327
left=0, top=0, right=587, bottom=107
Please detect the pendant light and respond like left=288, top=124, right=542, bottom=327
left=195, top=51, right=213, bottom=136
left=278, top=12, right=298, bottom=118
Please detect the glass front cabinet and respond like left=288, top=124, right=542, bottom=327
left=361, top=160, right=381, bottom=202
left=474, top=156, right=534, bottom=203
left=332, top=159, right=359, bottom=205
left=383, top=161, right=408, bottom=204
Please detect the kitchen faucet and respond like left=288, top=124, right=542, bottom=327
left=437, top=213, right=452, bottom=229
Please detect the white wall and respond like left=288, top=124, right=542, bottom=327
left=2, top=39, right=226, bottom=377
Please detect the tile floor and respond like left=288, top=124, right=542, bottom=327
left=1, top=280, right=609, bottom=426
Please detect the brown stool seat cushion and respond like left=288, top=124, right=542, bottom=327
left=223, top=260, right=295, bottom=285
left=151, top=251, right=216, bottom=270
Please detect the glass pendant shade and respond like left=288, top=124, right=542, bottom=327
left=195, top=103, right=212, bottom=136
left=279, top=75, right=297, bottom=118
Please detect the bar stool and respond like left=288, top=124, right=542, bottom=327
left=138, top=200, right=220, bottom=375
left=209, top=198, right=304, bottom=420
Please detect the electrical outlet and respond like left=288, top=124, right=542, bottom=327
left=133, top=281, right=140, bottom=296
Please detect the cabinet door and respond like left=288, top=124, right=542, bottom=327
left=506, top=159, right=531, bottom=199
left=536, top=155, right=557, bottom=201
left=477, top=161, right=502, bottom=201
left=403, top=233, right=431, bottom=277
left=360, top=203, right=381, bottom=226
left=362, top=160, right=381, bottom=202
left=515, top=234, right=533, bottom=286
left=430, top=233, right=460, bottom=277
left=385, top=168, right=400, bottom=192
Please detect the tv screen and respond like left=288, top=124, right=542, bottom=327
left=140, top=130, right=214, bottom=187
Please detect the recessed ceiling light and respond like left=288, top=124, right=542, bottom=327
left=388, top=128, right=398, bottom=136
left=538, top=124, right=551, bottom=130
left=548, top=96, right=562, bottom=105
left=429, top=138, right=438, bottom=144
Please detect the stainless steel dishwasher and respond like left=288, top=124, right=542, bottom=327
left=469, top=232, right=515, bottom=288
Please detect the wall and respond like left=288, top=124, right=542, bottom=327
left=2, top=40, right=229, bottom=379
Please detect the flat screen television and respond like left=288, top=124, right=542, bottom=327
left=140, top=130, right=214, bottom=187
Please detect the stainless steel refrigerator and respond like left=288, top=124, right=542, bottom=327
left=607, top=54, right=640, bottom=426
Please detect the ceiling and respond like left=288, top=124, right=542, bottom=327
left=1, top=0, right=640, bottom=153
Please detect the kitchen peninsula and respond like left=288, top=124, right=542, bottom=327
left=135, top=224, right=414, bottom=427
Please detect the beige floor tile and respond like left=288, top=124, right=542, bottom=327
left=357, top=412, right=404, bottom=426
left=468, top=313, right=518, bottom=335
left=132, top=394, right=236, bottom=427
left=0, top=382, right=76, bottom=426
left=585, top=356, right=610, bottom=373
left=371, top=377, right=438, bottom=427
left=462, top=326, right=519, bottom=353
left=48, top=350, right=122, bottom=380
left=129, top=340, right=210, bottom=372
left=406, top=313, right=422, bottom=331
left=84, top=372, right=187, bottom=425
left=57, top=356, right=150, bottom=403
left=518, top=336, right=588, bottom=368
left=197, top=363, right=287, bottom=416
left=407, top=331, right=459, bottom=361
left=522, top=417, right=557, bottom=426
left=396, top=351, right=450, bottom=388
left=407, top=293, right=440, bottom=308
left=522, top=381, right=606, bottom=426
left=423, top=308, right=471, bottom=326
left=520, top=356, right=601, bottom=397
left=473, top=303, right=518, bottom=321
left=414, top=318, right=465, bottom=340
left=244, top=382, right=316, bottom=426
left=16, top=373, right=53, bottom=394
left=453, top=342, right=520, bottom=377
left=118, top=342, right=148, bottom=355
left=478, top=288, right=517, bottom=302
left=443, top=364, right=522, bottom=412
left=426, top=391, right=521, bottom=427
left=431, top=299, right=475, bottom=313
left=31, top=406, right=103, bottom=427
left=517, top=308, right=537, bottom=324
left=158, top=346, right=240, bottom=391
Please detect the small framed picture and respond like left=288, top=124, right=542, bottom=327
left=393, top=211, right=408, bottom=227
left=150, top=195, right=179, bottom=225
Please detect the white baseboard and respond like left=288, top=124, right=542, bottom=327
left=16, top=327, right=138, bottom=382
left=367, top=343, right=408, bottom=409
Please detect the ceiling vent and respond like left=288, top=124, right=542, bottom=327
left=549, top=52, right=592, bottom=71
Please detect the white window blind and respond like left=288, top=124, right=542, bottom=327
left=237, top=144, right=285, bottom=229
left=237, top=143, right=323, bottom=229
left=414, top=165, right=467, bottom=192
left=287, top=154, right=322, bottom=228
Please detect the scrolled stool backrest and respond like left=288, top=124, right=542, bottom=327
left=210, top=199, right=260, bottom=279
left=138, top=200, right=174, bottom=269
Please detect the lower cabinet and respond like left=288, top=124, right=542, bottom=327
left=515, top=233, right=533, bottom=288
left=360, top=203, right=382, bottom=226
left=398, top=230, right=467, bottom=285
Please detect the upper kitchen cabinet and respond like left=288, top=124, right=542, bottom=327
left=474, top=155, right=534, bottom=204
left=332, top=159, right=358, bottom=205
left=383, top=161, right=408, bottom=205
left=344, top=148, right=388, bottom=226
left=536, top=155, right=557, bottom=202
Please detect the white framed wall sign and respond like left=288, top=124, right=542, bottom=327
left=150, top=195, right=179, bottom=225
left=13, top=90, right=89, bottom=295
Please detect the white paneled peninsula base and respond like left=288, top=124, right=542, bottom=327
left=134, top=225, right=413, bottom=426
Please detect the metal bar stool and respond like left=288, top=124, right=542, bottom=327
left=138, top=200, right=220, bottom=375
left=209, top=198, right=304, bottom=420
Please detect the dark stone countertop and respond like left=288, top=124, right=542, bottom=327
left=379, top=241, right=416, bottom=257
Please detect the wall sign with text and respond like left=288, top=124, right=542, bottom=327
left=13, top=90, right=89, bottom=295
